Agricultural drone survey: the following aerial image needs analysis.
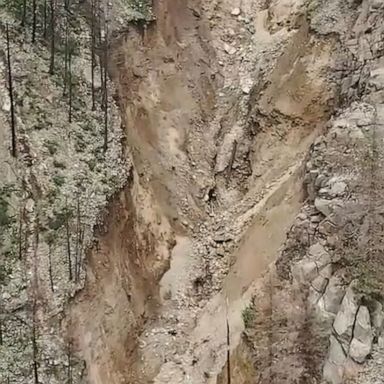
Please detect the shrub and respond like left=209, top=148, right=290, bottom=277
left=242, top=306, right=256, bottom=329
left=53, top=175, right=65, bottom=187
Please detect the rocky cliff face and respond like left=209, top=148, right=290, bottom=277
left=1, top=0, right=384, bottom=383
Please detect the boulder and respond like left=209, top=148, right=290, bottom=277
left=292, top=259, right=318, bottom=284
left=371, top=301, right=384, bottom=334
left=315, top=198, right=333, bottom=216
left=370, top=0, right=384, bottom=10
left=329, top=335, right=347, bottom=365
left=308, top=243, right=332, bottom=268
left=323, top=361, right=344, bottom=384
left=328, top=180, right=347, bottom=197
left=311, top=264, right=332, bottom=293
left=321, top=277, right=345, bottom=314
left=333, top=287, right=358, bottom=349
left=349, top=306, right=373, bottom=363
left=323, top=336, right=347, bottom=384
left=312, top=274, right=329, bottom=292
left=349, top=339, right=371, bottom=363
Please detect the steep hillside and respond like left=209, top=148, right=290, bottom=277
left=0, top=0, right=384, bottom=383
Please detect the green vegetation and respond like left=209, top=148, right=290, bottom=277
left=52, top=174, right=65, bottom=187
left=53, top=159, right=66, bottom=169
left=48, top=207, right=72, bottom=231
left=242, top=305, right=256, bottom=329
left=0, top=185, right=15, bottom=228
left=45, top=139, right=59, bottom=155
left=126, top=0, right=154, bottom=20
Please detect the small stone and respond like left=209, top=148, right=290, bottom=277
left=2, top=98, right=11, bottom=112
left=311, top=215, right=323, bottom=223
left=297, top=213, right=307, bottom=220
left=231, top=7, right=241, bottom=16
left=2, top=292, right=11, bottom=300
left=242, top=84, right=251, bottom=94
left=223, top=43, right=237, bottom=55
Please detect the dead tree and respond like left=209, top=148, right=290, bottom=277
left=43, top=0, right=48, bottom=39
left=22, top=0, right=27, bottom=26
left=48, top=243, right=54, bottom=292
left=49, top=0, right=56, bottom=74
left=6, top=24, right=17, bottom=158
left=103, top=19, right=109, bottom=153
left=32, top=306, right=39, bottom=384
left=64, top=16, right=68, bottom=96
left=68, top=48, right=73, bottom=123
left=32, top=221, right=40, bottom=384
left=226, top=300, right=231, bottom=384
left=67, top=340, right=73, bottom=383
left=74, top=195, right=81, bottom=282
left=65, top=203, right=73, bottom=281
left=32, top=0, right=37, bottom=42
left=91, top=0, right=96, bottom=110
left=98, top=4, right=104, bottom=104
left=18, top=206, right=24, bottom=260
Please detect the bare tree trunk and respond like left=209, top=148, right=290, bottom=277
left=6, top=24, right=17, bottom=158
left=65, top=204, right=73, bottom=281
left=98, top=5, right=104, bottom=105
left=49, top=0, right=55, bottom=74
left=22, top=0, right=27, bottom=27
left=67, top=341, right=73, bottom=384
left=32, top=0, right=37, bottom=43
left=68, top=50, right=73, bottom=123
left=0, top=319, right=3, bottom=345
left=103, top=20, right=109, bottom=153
left=32, top=307, right=39, bottom=384
left=48, top=243, right=54, bottom=292
left=43, top=0, right=47, bottom=39
left=74, top=195, right=81, bottom=282
left=18, top=206, right=24, bottom=260
left=63, top=15, right=69, bottom=96
left=32, top=222, right=40, bottom=384
left=91, top=0, right=96, bottom=110
left=226, top=299, right=231, bottom=384
left=77, top=227, right=84, bottom=281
